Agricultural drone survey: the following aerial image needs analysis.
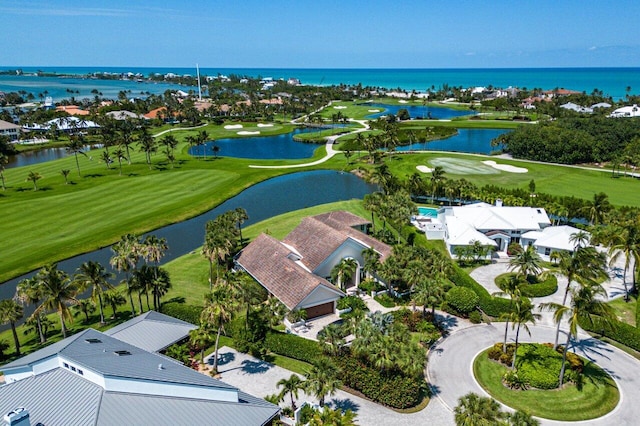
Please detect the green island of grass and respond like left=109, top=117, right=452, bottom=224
left=473, top=344, right=619, bottom=421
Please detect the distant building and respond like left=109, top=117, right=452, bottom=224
left=560, top=102, right=593, bottom=113
left=0, top=119, right=21, bottom=141
left=55, top=105, right=91, bottom=116
left=105, top=110, right=145, bottom=120
left=609, top=105, right=640, bottom=118
left=23, top=116, right=99, bottom=132
left=591, top=102, right=612, bottom=109
left=0, top=311, right=279, bottom=426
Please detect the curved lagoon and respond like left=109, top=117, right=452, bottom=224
left=0, top=170, right=377, bottom=304
left=397, top=128, right=509, bottom=155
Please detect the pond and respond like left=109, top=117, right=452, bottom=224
left=0, top=170, right=377, bottom=312
left=397, top=129, right=509, bottom=155
left=188, top=128, right=327, bottom=160
left=7, top=145, right=99, bottom=169
left=365, top=103, right=473, bottom=120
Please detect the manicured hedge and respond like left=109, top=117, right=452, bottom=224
left=336, top=295, right=367, bottom=311
left=495, top=273, right=558, bottom=298
left=335, top=355, right=424, bottom=409
left=160, top=302, right=203, bottom=325
left=449, top=265, right=512, bottom=317
left=446, top=286, right=479, bottom=314
left=579, top=317, right=640, bottom=352
left=264, top=331, right=324, bottom=364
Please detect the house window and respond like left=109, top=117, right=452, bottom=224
left=63, top=362, right=69, bottom=369
left=70, top=366, right=76, bottom=372
left=545, top=248, right=551, bottom=256
left=78, top=369, right=83, bottom=375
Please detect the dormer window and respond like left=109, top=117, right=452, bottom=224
left=85, top=338, right=102, bottom=344
left=114, top=350, right=131, bottom=356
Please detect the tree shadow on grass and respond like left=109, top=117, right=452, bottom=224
left=84, top=173, right=103, bottom=178
left=581, top=360, right=616, bottom=388
left=163, top=296, right=186, bottom=304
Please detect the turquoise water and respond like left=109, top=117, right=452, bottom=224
left=418, top=207, right=438, bottom=217
left=2, top=67, right=639, bottom=100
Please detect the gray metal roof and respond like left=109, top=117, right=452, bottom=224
left=0, top=329, right=87, bottom=370
left=104, top=310, right=197, bottom=352
left=98, top=392, right=279, bottom=426
left=0, top=368, right=102, bottom=426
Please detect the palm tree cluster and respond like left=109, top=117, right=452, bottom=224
left=110, top=233, right=170, bottom=317
left=201, top=208, right=248, bottom=289
left=363, top=189, right=417, bottom=243
left=454, top=392, right=539, bottom=426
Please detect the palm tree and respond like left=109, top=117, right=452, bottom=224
left=73, top=298, right=96, bottom=323
left=0, top=299, right=24, bottom=356
left=318, top=323, right=345, bottom=356
left=430, top=166, right=446, bottom=203
left=137, top=130, right=157, bottom=169
left=118, top=119, right=136, bottom=164
left=103, top=289, right=126, bottom=319
left=331, top=258, right=358, bottom=290
left=454, top=392, right=507, bottom=426
left=495, top=274, right=522, bottom=353
left=233, top=207, right=249, bottom=244
left=16, top=277, right=47, bottom=343
left=66, top=137, right=88, bottom=177
left=510, top=298, right=541, bottom=369
left=553, top=245, right=607, bottom=348
left=61, top=169, right=70, bottom=184
left=0, top=152, right=9, bottom=190
left=309, top=407, right=357, bottom=426
left=361, top=247, right=381, bottom=281
left=110, top=234, right=141, bottom=317
left=582, top=192, right=612, bottom=225
left=72, top=261, right=114, bottom=324
left=542, top=284, right=614, bottom=386
left=201, top=283, right=238, bottom=374
left=189, top=326, right=214, bottom=364
left=363, top=192, right=384, bottom=233
left=305, top=358, right=342, bottom=406
left=113, top=147, right=126, bottom=175
left=34, top=264, right=79, bottom=339
left=413, top=277, right=445, bottom=317
left=277, top=374, right=305, bottom=410
left=509, top=245, right=543, bottom=279
left=607, top=217, right=639, bottom=301
left=26, top=171, right=42, bottom=191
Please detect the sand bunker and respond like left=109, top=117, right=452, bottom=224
left=416, top=165, right=433, bottom=173
left=238, top=131, right=260, bottom=135
left=257, top=123, right=273, bottom=128
left=482, top=160, right=528, bottom=173
left=333, top=106, right=347, bottom=109
left=224, top=124, right=243, bottom=129
left=438, top=119, right=451, bottom=122
left=368, top=109, right=381, bottom=112
left=399, top=100, right=408, bottom=104
left=430, top=158, right=500, bottom=175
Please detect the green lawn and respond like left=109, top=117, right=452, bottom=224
left=608, top=295, right=637, bottom=326
left=375, top=151, right=639, bottom=207
left=474, top=347, right=619, bottom=421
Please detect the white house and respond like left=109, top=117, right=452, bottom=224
left=438, top=201, right=551, bottom=258
left=0, top=119, right=21, bottom=141
left=521, top=225, right=587, bottom=260
left=609, top=105, right=640, bottom=118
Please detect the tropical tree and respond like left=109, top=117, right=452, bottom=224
left=495, top=274, right=522, bottom=353
left=454, top=392, right=507, bottom=426
left=201, top=283, right=239, bottom=374
left=73, top=298, right=96, bottom=323
left=66, top=136, right=87, bottom=177
left=138, top=130, right=157, bottom=169
left=606, top=216, right=640, bottom=301
left=305, top=358, right=342, bottom=406
left=277, top=374, right=305, bottom=410
left=189, top=326, right=214, bottom=364
left=16, top=277, right=47, bottom=343
left=361, top=247, right=381, bottom=281
left=110, top=234, right=141, bottom=317
left=34, top=264, right=79, bottom=339
left=100, top=150, right=112, bottom=169
left=0, top=299, right=24, bottom=356
left=61, top=169, right=70, bottom=184
left=113, top=147, right=126, bottom=175
left=510, top=298, right=541, bottom=369
left=412, top=277, right=445, bottom=317
left=72, top=261, right=113, bottom=324
left=233, top=207, right=249, bottom=244
left=582, top=192, right=612, bottom=225
left=103, top=289, right=126, bottom=319
left=430, top=166, right=446, bottom=203
left=264, top=295, right=287, bottom=327
left=26, top=170, right=42, bottom=190
left=0, top=152, right=8, bottom=190
left=541, top=284, right=614, bottom=386
left=509, top=245, right=543, bottom=279
left=363, top=191, right=384, bottom=233
left=309, top=407, right=358, bottom=426
left=318, top=323, right=345, bottom=356
left=331, top=258, right=358, bottom=290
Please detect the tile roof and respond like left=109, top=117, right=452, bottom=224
left=236, top=233, right=339, bottom=309
left=104, top=310, right=197, bottom=352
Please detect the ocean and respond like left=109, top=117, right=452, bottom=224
left=1, top=67, right=638, bottom=101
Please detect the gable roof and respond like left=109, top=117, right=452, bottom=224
left=446, top=204, right=551, bottom=231
left=284, top=213, right=391, bottom=271
left=522, top=225, right=586, bottom=252
left=235, top=233, right=341, bottom=310
left=104, top=310, right=197, bottom=352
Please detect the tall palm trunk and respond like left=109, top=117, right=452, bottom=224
left=126, top=276, right=137, bottom=317
left=97, top=293, right=105, bottom=324
left=59, top=311, right=67, bottom=339
left=10, top=322, right=20, bottom=356
left=36, top=314, right=45, bottom=343
left=559, top=331, right=571, bottom=387
left=511, top=324, right=521, bottom=369
left=503, top=319, right=510, bottom=353
left=74, top=153, right=81, bottom=177
left=555, top=279, right=572, bottom=349
left=138, top=292, right=144, bottom=314
left=213, top=325, right=222, bottom=373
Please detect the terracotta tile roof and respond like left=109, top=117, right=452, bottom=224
left=235, top=233, right=339, bottom=310
left=284, top=211, right=392, bottom=270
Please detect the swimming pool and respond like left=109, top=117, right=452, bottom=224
left=418, top=207, right=438, bottom=217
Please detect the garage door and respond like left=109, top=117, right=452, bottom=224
left=305, top=302, right=334, bottom=319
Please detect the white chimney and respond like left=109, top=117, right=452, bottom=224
left=495, top=198, right=503, bottom=207
left=4, top=408, right=30, bottom=426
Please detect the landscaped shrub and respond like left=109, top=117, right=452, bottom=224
left=391, top=308, right=422, bottom=331
left=264, top=331, right=324, bottom=364
left=487, top=345, right=503, bottom=361
left=579, top=316, right=640, bottom=352
left=335, top=355, right=424, bottom=409
left=446, top=286, right=479, bottom=314
left=374, top=293, right=396, bottom=308
left=469, top=310, right=482, bottom=324
left=449, top=265, right=512, bottom=317
left=358, top=279, right=385, bottom=293
left=160, top=302, right=203, bottom=325
left=336, top=295, right=367, bottom=312
left=516, top=344, right=563, bottom=389
left=496, top=273, right=558, bottom=298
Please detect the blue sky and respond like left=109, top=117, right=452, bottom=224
left=1, top=0, right=638, bottom=68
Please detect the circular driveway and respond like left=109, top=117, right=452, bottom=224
left=427, top=323, right=640, bottom=425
